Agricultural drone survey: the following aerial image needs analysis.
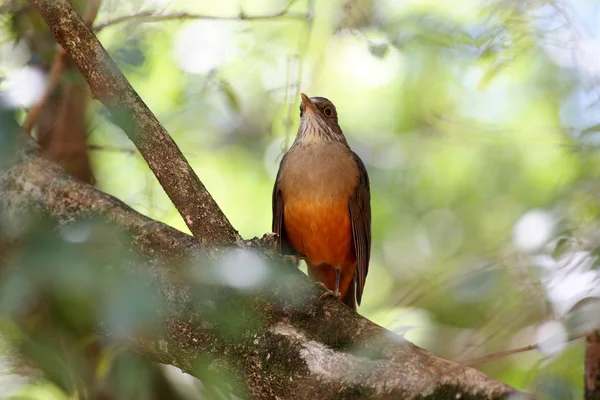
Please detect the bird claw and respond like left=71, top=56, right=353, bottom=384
left=262, top=232, right=279, bottom=250
left=283, top=255, right=298, bottom=263
left=282, top=255, right=305, bottom=266
left=316, top=282, right=341, bottom=302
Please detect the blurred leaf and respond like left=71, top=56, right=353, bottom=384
left=193, top=357, right=241, bottom=400
left=13, top=382, right=69, bottom=400
left=112, top=40, right=146, bottom=70
left=535, top=376, right=576, bottom=400
left=552, top=237, right=570, bottom=261
left=368, top=43, right=389, bottom=59
left=591, top=247, right=600, bottom=270
left=0, top=97, right=20, bottom=171
left=219, top=79, right=241, bottom=113
left=580, top=124, right=600, bottom=137
left=452, top=266, right=502, bottom=304
left=566, top=298, right=600, bottom=336
left=19, top=333, right=81, bottom=393
left=106, top=107, right=137, bottom=139
left=110, top=353, right=153, bottom=399
left=478, top=61, right=507, bottom=90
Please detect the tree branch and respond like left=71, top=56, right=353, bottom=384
left=87, top=144, right=135, bottom=154
left=0, top=139, right=534, bottom=399
left=28, top=0, right=238, bottom=245
left=23, top=0, right=101, bottom=134
left=586, top=331, right=600, bottom=400
left=22, top=47, right=66, bottom=134
left=463, top=333, right=588, bottom=366
left=93, top=8, right=310, bottom=32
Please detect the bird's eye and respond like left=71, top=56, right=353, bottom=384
left=323, top=107, right=333, bottom=117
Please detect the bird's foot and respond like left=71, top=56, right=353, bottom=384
left=262, top=232, right=279, bottom=250
left=282, top=255, right=305, bottom=267
left=316, top=282, right=341, bottom=302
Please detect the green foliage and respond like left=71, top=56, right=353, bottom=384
left=0, top=98, right=19, bottom=171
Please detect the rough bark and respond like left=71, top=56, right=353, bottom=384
left=586, top=331, right=600, bottom=400
left=29, top=0, right=100, bottom=185
left=36, top=58, right=94, bottom=184
left=0, top=138, right=533, bottom=400
left=28, top=0, right=238, bottom=246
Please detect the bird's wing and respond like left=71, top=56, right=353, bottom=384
left=272, top=155, right=291, bottom=254
left=272, top=185, right=284, bottom=253
left=348, top=152, right=371, bottom=305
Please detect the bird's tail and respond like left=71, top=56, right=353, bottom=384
left=342, top=276, right=357, bottom=311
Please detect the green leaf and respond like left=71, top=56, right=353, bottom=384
left=580, top=124, right=600, bottom=137
left=369, top=43, right=389, bottom=59
left=551, top=237, right=570, bottom=261
left=219, top=79, right=241, bottom=114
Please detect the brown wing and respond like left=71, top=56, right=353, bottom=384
left=272, top=154, right=294, bottom=255
left=348, top=152, right=371, bottom=305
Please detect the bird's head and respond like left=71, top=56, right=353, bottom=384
left=295, top=93, right=346, bottom=145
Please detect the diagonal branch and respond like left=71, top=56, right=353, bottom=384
left=28, top=0, right=238, bottom=245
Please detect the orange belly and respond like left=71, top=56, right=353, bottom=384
left=283, top=199, right=354, bottom=267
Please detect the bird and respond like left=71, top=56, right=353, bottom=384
left=272, top=93, right=371, bottom=311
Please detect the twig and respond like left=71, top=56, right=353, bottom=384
left=464, top=343, right=538, bottom=366
left=94, top=8, right=309, bottom=32
left=22, top=0, right=102, bottom=134
left=464, top=332, right=588, bottom=366
left=87, top=144, right=135, bottom=154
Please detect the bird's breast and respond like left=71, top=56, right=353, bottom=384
left=277, top=142, right=359, bottom=266
left=278, top=142, right=359, bottom=200
left=283, top=199, right=354, bottom=266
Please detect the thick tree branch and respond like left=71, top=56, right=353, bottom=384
left=0, top=141, right=534, bottom=399
left=28, top=0, right=238, bottom=245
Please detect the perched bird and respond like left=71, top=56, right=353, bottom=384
left=272, top=93, right=371, bottom=310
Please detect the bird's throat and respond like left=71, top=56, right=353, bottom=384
left=294, top=116, right=347, bottom=146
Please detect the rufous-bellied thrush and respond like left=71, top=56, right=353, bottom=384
left=272, top=93, right=371, bottom=310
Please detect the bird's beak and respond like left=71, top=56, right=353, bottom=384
left=300, top=93, right=317, bottom=115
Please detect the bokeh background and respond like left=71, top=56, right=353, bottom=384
left=2, top=0, right=600, bottom=398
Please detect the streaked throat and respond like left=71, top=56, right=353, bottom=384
left=295, top=117, right=346, bottom=146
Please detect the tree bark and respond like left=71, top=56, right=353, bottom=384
left=28, top=0, right=238, bottom=246
left=30, top=0, right=101, bottom=186
left=586, top=331, right=600, bottom=400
